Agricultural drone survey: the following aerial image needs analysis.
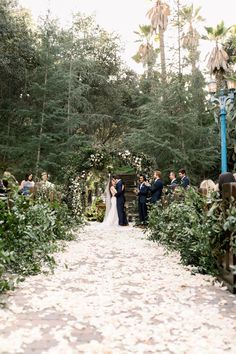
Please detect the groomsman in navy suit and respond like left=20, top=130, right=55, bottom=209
left=146, top=170, right=163, bottom=203
left=137, top=175, right=149, bottom=226
left=168, top=171, right=178, bottom=191
left=178, top=168, right=190, bottom=190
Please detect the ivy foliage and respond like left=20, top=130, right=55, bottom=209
left=148, top=189, right=236, bottom=275
left=0, top=193, right=79, bottom=292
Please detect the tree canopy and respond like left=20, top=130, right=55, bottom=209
left=1, top=0, right=236, bottom=184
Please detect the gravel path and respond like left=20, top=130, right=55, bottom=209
left=0, top=223, right=236, bottom=354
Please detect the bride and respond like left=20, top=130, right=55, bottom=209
left=102, top=178, right=119, bottom=226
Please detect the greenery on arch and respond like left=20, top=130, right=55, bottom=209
left=63, top=147, right=154, bottom=214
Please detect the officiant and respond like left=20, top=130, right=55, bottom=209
left=136, top=174, right=149, bottom=226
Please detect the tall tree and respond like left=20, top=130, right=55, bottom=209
left=224, top=25, right=236, bottom=66
left=133, top=25, right=158, bottom=78
left=180, top=5, right=204, bottom=75
left=0, top=0, right=37, bottom=171
left=34, top=12, right=62, bottom=176
left=126, top=74, right=219, bottom=183
left=147, top=0, right=170, bottom=82
left=204, top=21, right=230, bottom=90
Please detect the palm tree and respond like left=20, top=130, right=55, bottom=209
left=224, top=25, right=236, bottom=66
left=146, top=0, right=170, bottom=81
left=132, top=24, right=158, bottom=77
left=204, top=21, right=230, bottom=90
left=180, top=5, right=204, bottom=74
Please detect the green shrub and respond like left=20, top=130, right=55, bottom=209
left=84, top=197, right=105, bottom=222
left=148, top=189, right=230, bottom=275
left=0, top=193, right=81, bottom=292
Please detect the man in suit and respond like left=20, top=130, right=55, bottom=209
left=136, top=175, right=149, bottom=226
left=178, top=168, right=190, bottom=190
left=114, top=175, right=128, bottom=226
left=146, top=170, right=163, bottom=204
left=168, top=171, right=178, bottom=191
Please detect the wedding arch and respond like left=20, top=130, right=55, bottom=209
left=66, top=148, right=154, bottom=218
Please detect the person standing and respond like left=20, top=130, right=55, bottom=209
left=102, top=178, right=119, bottom=226
left=39, top=171, right=55, bottom=201
left=40, top=171, right=54, bottom=190
left=137, top=175, right=149, bottom=226
left=168, top=171, right=178, bottom=190
left=146, top=170, right=163, bottom=204
left=178, top=169, right=190, bottom=190
left=114, top=175, right=128, bottom=226
left=2, top=170, right=18, bottom=189
left=19, top=173, right=35, bottom=196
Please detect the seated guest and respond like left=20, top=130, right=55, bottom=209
left=218, top=172, right=236, bottom=194
left=19, top=173, right=35, bottom=196
left=136, top=174, right=149, bottom=226
left=178, top=168, right=190, bottom=190
left=146, top=170, right=163, bottom=204
left=199, top=179, right=217, bottom=196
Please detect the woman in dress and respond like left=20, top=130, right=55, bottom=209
left=102, top=178, right=119, bottom=226
left=19, top=173, right=35, bottom=196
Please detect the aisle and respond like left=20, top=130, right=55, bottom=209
left=0, top=223, right=236, bottom=354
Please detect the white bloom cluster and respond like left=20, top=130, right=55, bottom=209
left=89, top=153, right=104, bottom=167
left=118, top=150, right=143, bottom=171
left=119, top=150, right=131, bottom=160
left=80, top=170, right=86, bottom=179
left=70, top=176, right=84, bottom=217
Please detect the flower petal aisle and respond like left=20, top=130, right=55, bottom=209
left=0, top=223, right=236, bottom=354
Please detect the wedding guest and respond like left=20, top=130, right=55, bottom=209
left=2, top=170, right=18, bottom=189
left=168, top=171, right=178, bottom=191
left=19, top=173, right=35, bottom=196
left=146, top=170, right=163, bottom=204
left=178, top=168, right=190, bottom=190
left=136, top=175, right=149, bottom=226
left=40, top=171, right=55, bottom=191
left=199, top=179, right=217, bottom=196
left=38, top=171, right=55, bottom=201
left=218, top=172, right=236, bottom=194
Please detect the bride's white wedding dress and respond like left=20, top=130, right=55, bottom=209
left=102, top=185, right=119, bottom=226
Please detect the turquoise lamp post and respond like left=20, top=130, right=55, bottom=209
left=208, top=79, right=236, bottom=173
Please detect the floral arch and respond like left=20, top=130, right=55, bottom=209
left=67, top=149, right=154, bottom=218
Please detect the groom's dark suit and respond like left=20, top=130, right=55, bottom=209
left=116, top=179, right=128, bottom=226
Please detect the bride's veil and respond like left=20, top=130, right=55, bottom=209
left=103, top=177, right=111, bottom=223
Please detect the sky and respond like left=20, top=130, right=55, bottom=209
left=18, top=0, right=236, bottom=73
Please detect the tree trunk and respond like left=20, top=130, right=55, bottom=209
left=159, top=27, right=166, bottom=82
left=67, top=54, right=73, bottom=136
left=35, top=63, right=48, bottom=177
left=3, top=115, right=11, bottom=163
left=177, top=0, right=182, bottom=76
left=190, top=42, right=199, bottom=76
left=191, top=51, right=196, bottom=75
left=216, top=69, right=226, bottom=92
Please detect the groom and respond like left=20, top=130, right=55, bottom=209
left=113, top=175, right=128, bottom=226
